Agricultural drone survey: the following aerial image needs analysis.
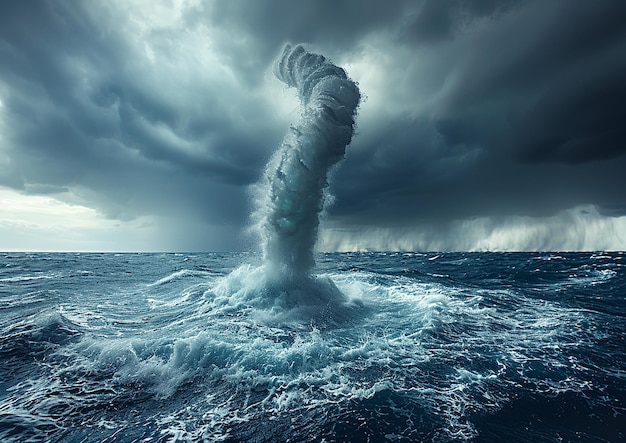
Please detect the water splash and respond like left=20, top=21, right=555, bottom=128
left=254, top=44, right=361, bottom=281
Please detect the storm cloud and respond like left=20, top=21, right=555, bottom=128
left=1, top=0, right=625, bottom=251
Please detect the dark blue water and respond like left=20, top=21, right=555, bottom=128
left=1, top=252, right=624, bottom=442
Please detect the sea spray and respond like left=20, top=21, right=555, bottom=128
left=255, top=44, right=361, bottom=280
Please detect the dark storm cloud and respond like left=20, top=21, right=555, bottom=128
left=1, top=0, right=625, bottom=250
left=0, top=1, right=267, bottom=188
left=402, top=0, right=519, bottom=44
left=326, top=0, right=626, bottom=225
left=193, top=0, right=414, bottom=85
left=429, top=0, right=626, bottom=164
left=0, top=0, right=279, bottom=247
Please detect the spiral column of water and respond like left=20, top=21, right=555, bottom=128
left=256, top=44, right=361, bottom=280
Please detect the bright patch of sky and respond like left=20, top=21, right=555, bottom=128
left=0, top=187, right=158, bottom=251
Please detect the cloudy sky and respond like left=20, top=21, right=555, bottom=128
left=1, top=0, right=625, bottom=252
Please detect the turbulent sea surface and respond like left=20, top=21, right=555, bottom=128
left=1, top=252, right=624, bottom=442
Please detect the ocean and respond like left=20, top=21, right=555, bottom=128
left=0, top=251, right=624, bottom=442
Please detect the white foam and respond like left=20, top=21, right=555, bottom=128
left=149, top=269, right=212, bottom=287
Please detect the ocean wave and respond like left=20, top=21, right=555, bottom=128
left=1, top=253, right=624, bottom=442
left=148, top=269, right=215, bottom=287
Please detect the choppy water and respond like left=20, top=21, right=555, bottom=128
left=1, top=252, right=624, bottom=442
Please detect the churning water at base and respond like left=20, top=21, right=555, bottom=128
left=1, top=252, right=624, bottom=442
